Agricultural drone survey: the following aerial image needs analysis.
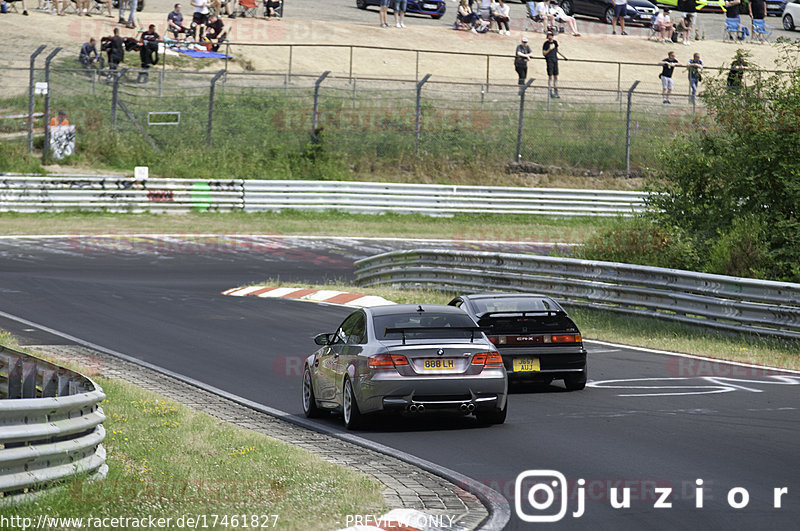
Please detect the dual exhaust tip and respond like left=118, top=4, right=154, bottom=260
left=460, top=403, right=476, bottom=412
left=408, top=404, right=425, bottom=413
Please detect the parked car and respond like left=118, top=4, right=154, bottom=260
left=654, top=0, right=725, bottom=12
left=356, top=0, right=446, bottom=19
left=784, top=0, right=800, bottom=28
left=302, top=305, right=508, bottom=429
left=559, top=0, right=658, bottom=25
left=449, top=293, right=587, bottom=390
left=766, top=0, right=788, bottom=15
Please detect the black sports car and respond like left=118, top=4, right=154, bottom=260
left=356, top=0, right=446, bottom=19
left=450, top=292, right=587, bottom=390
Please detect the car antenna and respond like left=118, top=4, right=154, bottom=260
left=417, top=305, right=424, bottom=312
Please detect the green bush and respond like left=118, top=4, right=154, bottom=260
left=580, top=217, right=700, bottom=270
left=705, top=216, right=770, bottom=278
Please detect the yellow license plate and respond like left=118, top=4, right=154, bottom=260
left=422, top=359, right=456, bottom=370
left=513, top=357, right=540, bottom=372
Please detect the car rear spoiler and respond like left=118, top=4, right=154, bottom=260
left=383, top=326, right=483, bottom=345
left=478, top=310, right=566, bottom=319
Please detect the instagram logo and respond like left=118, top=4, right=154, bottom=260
left=515, top=470, right=568, bottom=523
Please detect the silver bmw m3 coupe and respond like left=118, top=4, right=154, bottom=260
left=302, top=304, right=508, bottom=429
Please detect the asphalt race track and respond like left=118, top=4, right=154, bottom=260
left=1, top=236, right=798, bottom=530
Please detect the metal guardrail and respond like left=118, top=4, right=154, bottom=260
left=0, top=345, right=107, bottom=502
left=0, top=174, right=649, bottom=217
left=354, top=250, right=800, bottom=340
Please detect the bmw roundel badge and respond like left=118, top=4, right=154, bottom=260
left=437, top=348, right=444, bottom=356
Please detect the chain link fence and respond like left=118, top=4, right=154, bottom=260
left=1, top=43, right=728, bottom=173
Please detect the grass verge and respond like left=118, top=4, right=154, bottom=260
left=1, top=338, right=385, bottom=529
left=0, top=210, right=616, bottom=244
left=257, top=280, right=800, bottom=371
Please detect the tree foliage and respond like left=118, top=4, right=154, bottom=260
left=592, top=44, right=800, bottom=282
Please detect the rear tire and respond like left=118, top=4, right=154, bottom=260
left=342, top=377, right=365, bottom=430
left=784, top=14, right=795, bottom=31
left=476, top=399, right=507, bottom=425
left=302, top=366, right=324, bottom=418
left=564, top=372, right=587, bottom=391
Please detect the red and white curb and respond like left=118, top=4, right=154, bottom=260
left=222, top=286, right=395, bottom=308
left=338, top=509, right=466, bottom=531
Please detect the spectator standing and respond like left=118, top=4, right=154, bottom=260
left=204, top=14, right=227, bottom=50
left=379, top=0, right=389, bottom=28
left=612, top=0, right=627, bottom=35
left=191, top=0, right=210, bottom=39
left=79, top=38, right=104, bottom=69
left=727, top=54, right=746, bottom=90
left=749, top=0, right=765, bottom=25
left=653, top=9, right=674, bottom=43
left=168, top=4, right=190, bottom=39
left=659, top=50, right=680, bottom=104
left=264, top=0, right=281, bottom=17
left=687, top=52, right=702, bottom=102
left=393, top=0, right=407, bottom=27
left=514, top=36, right=532, bottom=85
left=119, top=0, right=138, bottom=28
left=542, top=31, right=567, bottom=98
left=492, top=0, right=511, bottom=36
left=102, top=27, right=125, bottom=80
left=724, top=0, right=741, bottom=31
left=50, top=110, right=69, bottom=127
left=138, top=24, right=159, bottom=83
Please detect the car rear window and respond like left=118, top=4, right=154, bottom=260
left=374, top=312, right=479, bottom=340
left=469, top=297, right=557, bottom=315
left=479, top=314, right=579, bottom=334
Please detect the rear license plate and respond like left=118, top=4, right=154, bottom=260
left=422, top=358, right=456, bottom=370
left=513, top=357, right=540, bottom=372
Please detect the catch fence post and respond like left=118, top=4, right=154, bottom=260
left=415, top=74, right=431, bottom=156
left=42, top=47, right=62, bottom=162
left=111, top=68, right=128, bottom=130
left=27, top=45, right=46, bottom=154
left=515, top=78, right=534, bottom=163
left=625, top=80, right=640, bottom=177
left=312, top=71, right=330, bottom=132
left=208, top=70, right=226, bottom=147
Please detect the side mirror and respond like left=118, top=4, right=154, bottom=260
left=314, top=333, right=332, bottom=346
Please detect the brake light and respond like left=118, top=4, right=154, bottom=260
left=485, top=353, right=504, bottom=367
left=551, top=335, right=581, bottom=343
left=471, top=353, right=488, bottom=365
left=369, top=354, right=409, bottom=369
left=488, top=337, right=497, bottom=344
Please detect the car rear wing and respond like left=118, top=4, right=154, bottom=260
left=477, top=310, right=567, bottom=319
left=383, top=326, right=483, bottom=345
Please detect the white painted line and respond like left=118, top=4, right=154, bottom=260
left=228, top=286, right=267, bottom=297
left=584, top=339, right=800, bottom=376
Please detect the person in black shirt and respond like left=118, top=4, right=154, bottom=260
left=204, top=14, right=227, bottom=52
left=542, top=31, right=568, bottom=99
left=101, top=28, right=125, bottom=81
left=749, top=0, right=765, bottom=21
left=138, top=24, right=160, bottom=83
left=659, top=51, right=680, bottom=104
left=727, top=55, right=746, bottom=90
left=514, top=36, right=533, bottom=86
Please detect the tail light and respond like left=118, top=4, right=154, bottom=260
left=552, top=334, right=582, bottom=343
left=485, top=353, right=503, bottom=367
left=471, top=352, right=503, bottom=366
left=369, top=354, right=409, bottom=369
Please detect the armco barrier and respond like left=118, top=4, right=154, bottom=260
left=354, top=250, right=800, bottom=340
left=0, top=345, right=106, bottom=502
left=0, top=174, right=649, bottom=217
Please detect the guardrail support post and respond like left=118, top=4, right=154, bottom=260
left=625, top=80, right=640, bottom=177
left=415, top=74, right=431, bottom=156
left=515, top=78, right=534, bottom=163
left=208, top=69, right=226, bottom=147
left=42, top=47, right=63, bottom=162
left=27, top=45, right=46, bottom=154
left=312, top=71, right=331, bottom=133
